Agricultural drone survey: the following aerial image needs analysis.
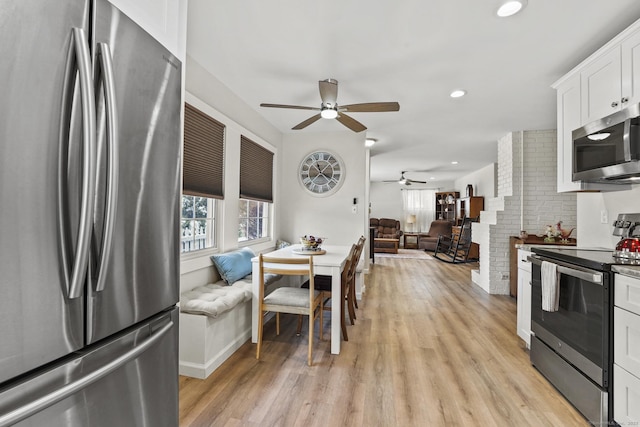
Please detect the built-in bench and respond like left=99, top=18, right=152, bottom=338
left=178, top=247, right=286, bottom=379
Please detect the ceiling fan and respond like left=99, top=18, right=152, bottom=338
left=259, top=78, right=400, bottom=132
left=383, top=171, right=427, bottom=186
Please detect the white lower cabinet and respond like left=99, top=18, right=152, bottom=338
left=614, top=273, right=640, bottom=424
left=516, top=249, right=532, bottom=347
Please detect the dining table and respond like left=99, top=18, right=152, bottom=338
left=251, top=244, right=351, bottom=355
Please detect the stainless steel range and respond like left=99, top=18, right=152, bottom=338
left=529, top=213, right=640, bottom=425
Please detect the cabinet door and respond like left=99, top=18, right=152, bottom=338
left=516, top=250, right=532, bottom=347
left=621, top=28, right=640, bottom=107
left=580, top=47, right=622, bottom=125
left=614, top=364, right=640, bottom=424
left=556, top=75, right=583, bottom=192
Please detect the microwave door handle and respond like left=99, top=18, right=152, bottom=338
left=623, top=118, right=633, bottom=162
left=528, top=256, right=603, bottom=285
left=94, top=42, right=119, bottom=293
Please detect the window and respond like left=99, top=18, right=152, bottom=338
left=182, top=102, right=225, bottom=253
left=238, top=199, right=271, bottom=242
left=239, top=135, right=273, bottom=243
left=181, top=196, right=216, bottom=253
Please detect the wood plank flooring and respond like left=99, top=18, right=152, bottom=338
left=179, top=255, right=589, bottom=427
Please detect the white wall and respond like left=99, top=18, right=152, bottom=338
left=280, top=131, right=368, bottom=247
left=454, top=163, right=496, bottom=199
left=577, top=186, right=640, bottom=248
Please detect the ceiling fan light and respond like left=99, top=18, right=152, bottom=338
left=398, top=178, right=407, bottom=185
left=321, top=108, right=338, bottom=119
left=450, top=89, right=466, bottom=98
left=365, top=138, right=377, bottom=147
left=497, top=0, right=527, bottom=17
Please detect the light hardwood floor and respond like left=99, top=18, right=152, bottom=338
left=179, top=255, right=589, bottom=427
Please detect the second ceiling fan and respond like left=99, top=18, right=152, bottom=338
left=384, top=171, right=427, bottom=186
left=260, top=78, right=400, bottom=132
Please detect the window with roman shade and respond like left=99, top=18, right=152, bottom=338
left=239, top=136, right=273, bottom=202
left=183, top=103, right=224, bottom=199
left=181, top=103, right=225, bottom=253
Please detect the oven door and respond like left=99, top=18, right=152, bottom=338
left=530, top=255, right=611, bottom=387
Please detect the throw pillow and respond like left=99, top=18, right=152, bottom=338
left=275, top=239, right=291, bottom=249
left=210, top=247, right=255, bottom=285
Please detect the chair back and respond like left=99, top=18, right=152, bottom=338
left=258, top=254, right=315, bottom=299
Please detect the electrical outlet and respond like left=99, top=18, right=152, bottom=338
left=501, top=272, right=509, bottom=280
left=600, top=210, right=608, bottom=224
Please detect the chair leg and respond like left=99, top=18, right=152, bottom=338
left=276, top=312, right=280, bottom=336
left=296, top=315, right=303, bottom=336
left=351, top=278, right=359, bottom=310
left=347, top=293, right=356, bottom=325
left=256, top=310, right=264, bottom=360
left=308, top=313, right=314, bottom=366
left=341, top=294, right=349, bottom=341
left=319, top=297, right=324, bottom=341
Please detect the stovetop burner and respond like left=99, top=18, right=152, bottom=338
left=532, top=247, right=640, bottom=270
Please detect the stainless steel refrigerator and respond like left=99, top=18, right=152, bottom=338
left=0, top=0, right=181, bottom=425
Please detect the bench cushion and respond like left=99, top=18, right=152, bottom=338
left=180, top=273, right=281, bottom=318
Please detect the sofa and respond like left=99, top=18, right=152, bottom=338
left=370, top=217, right=403, bottom=253
left=418, top=220, right=453, bottom=251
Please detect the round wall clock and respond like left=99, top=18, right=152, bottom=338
left=298, top=150, right=345, bottom=196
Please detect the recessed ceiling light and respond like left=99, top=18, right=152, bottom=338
left=430, top=177, right=436, bottom=180
left=497, top=0, right=527, bottom=17
left=365, top=138, right=377, bottom=147
left=451, top=161, right=459, bottom=165
left=450, top=89, right=467, bottom=98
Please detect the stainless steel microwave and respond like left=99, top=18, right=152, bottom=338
left=572, top=103, right=640, bottom=183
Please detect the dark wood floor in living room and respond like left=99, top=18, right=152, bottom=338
left=179, top=256, right=588, bottom=427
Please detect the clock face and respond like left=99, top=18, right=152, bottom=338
left=298, top=151, right=345, bottom=196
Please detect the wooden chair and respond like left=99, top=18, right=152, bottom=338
left=349, top=235, right=366, bottom=314
left=300, top=244, right=357, bottom=341
left=433, top=216, right=475, bottom=264
left=256, top=254, right=323, bottom=366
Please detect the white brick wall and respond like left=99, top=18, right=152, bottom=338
left=472, top=129, right=577, bottom=295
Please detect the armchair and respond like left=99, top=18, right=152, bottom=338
left=370, top=218, right=403, bottom=253
left=418, top=220, right=452, bottom=251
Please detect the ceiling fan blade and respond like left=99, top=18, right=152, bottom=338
left=408, top=179, right=427, bottom=184
left=292, top=114, right=322, bottom=130
left=340, top=102, right=400, bottom=112
left=260, top=103, right=320, bottom=111
left=319, top=79, right=338, bottom=106
left=336, top=113, right=367, bottom=132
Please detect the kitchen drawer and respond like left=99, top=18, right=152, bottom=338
left=614, top=307, right=640, bottom=376
left=517, top=250, right=532, bottom=273
left=615, top=273, right=640, bottom=315
left=614, top=364, right=640, bottom=424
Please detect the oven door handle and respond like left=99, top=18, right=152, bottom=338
left=528, top=256, right=603, bottom=285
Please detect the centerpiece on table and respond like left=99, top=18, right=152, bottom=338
left=299, top=235, right=325, bottom=252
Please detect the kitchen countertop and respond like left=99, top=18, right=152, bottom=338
left=513, top=235, right=577, bottom=252
left=612, top=264, right=640, bottom=279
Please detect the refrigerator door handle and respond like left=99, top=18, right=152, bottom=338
left=62, top=28, right=96, bottom=300
left=0, top=320, right=173, bottom=427
left=94, top=42, right=119, bottom=293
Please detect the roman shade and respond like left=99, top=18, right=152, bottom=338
left=240, top=136, right=273, bottom=202
left=183, top=103, right=225, bottom=199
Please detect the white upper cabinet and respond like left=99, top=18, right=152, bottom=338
left=621, top=29, right=640, bottom=107
left=107, top=0, right=187, bottom=61
left=556, top=75, right=583, bottom=192
left=553, top=19, right=640, bottom=192
left=580, top=47, right=622, bottom=124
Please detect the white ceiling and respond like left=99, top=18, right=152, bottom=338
left=187, top=0, right=640, bottom=185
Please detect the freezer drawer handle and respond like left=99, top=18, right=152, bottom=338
left=94, top=42, right=119, bottom=293
left=0, top=320, right=173, bottom=427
